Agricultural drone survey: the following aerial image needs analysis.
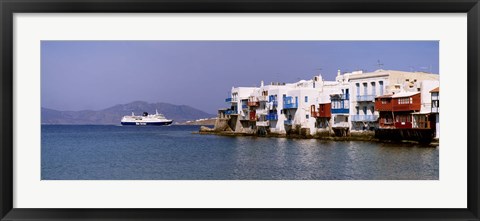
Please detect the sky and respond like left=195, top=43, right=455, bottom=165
left=41, top=41, right=439, bottom=114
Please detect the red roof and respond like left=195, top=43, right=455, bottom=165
left=376, top=94, right=393, bottom=99
left=430, top=87, right=439, bottom=93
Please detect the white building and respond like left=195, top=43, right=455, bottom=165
left=220, top=69, right=439, bottom=137
left=347, top=69, right=439, bottom=131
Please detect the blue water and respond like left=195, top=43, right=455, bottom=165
left=41, top=125, right=439, bottom=180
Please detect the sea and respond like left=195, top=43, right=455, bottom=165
left=41, top=125, right=439, bottom=180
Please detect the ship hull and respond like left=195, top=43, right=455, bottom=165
left=121, top=121, right=173, bottom=126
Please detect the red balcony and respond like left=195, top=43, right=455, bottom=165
left=249, top=111, right=257, bottom=121
left=311, top=103, right=331, bottom=118
left=375, top=93, right=421, bottom=112
left=394, top=113, right=413, bottom=129
left=375, top=96, right=393, bottom=111
left=247, top=101, right=259, bottom=107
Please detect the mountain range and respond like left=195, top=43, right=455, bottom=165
left=41, top=101, right=216, bottom=125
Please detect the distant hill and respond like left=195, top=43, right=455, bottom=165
left=42, top=101, right=216, bottom=125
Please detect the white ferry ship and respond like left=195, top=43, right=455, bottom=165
left=121, top=110, right=173, bottom=126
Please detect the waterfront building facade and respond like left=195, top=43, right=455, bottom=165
left=347, top=70, right=439, bottom=131
left=375, top=92, right=422, bottom=129
left=220, top=69, right=439, bottom=138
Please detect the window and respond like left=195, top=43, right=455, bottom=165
left=363, top=83, right=368, bottom=95
left=371, top=82, right=376, bottom=95
left=306, top=115, right=309, bottom=119
left=305, top=96, right=308, bottom=103
left=381, top=99, right=390, bottom=104
left=398, top=97, right=411, bottom=104
left=356, top=83, right=360, bottom=95
left=379, top=81, right=384, bottom=95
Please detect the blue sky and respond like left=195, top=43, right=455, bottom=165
left=41, top=41, right=439, bottom=114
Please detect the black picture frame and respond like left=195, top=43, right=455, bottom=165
left=1, top=0, right=479, bottom=220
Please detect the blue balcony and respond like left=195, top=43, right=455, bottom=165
left=242, top=104, right=248, bottom=109
left=331, top=108, right=349, bottom=114
left=224, top=109, right=237, bottom=115
left=266, top=113, right=278, bottom=121
left=351, top=115, right=379, bottom=122
left=283, top=96, right=298, bottom=109
left=284, top=119, right=293, bottom=125
left=283, top=103, right=298, bottom=109
left=356, top=95, right=376, bottom=102
left=225, top=98, right=232, bottom=102
left=331, top=94, right=349, bottom=100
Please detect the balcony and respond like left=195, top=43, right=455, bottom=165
left=225, top=97, right=238, bottom=102
left=331, top=94, right=349, bottom=100
left=266, top=113, right=278, bottom=121
left=248, top=101, right=259, bottom=107
left=351, top=115, right=379, bottom=122
left=249, top=111, right=257, bottom=121
left=283, top=96, right=298, bottom=109
left=224, top=109, right=237, bottom=115
left=284, top=119, right=293, bottom=125
left=283, top=103, right=298, bottom=109
left=356, top=95, right=376, bottom=102
left=311, top=103, right=332, bottom=118
left=375, top=99, right=393, bottom=111
left=256, top=121, right=269, bottom=127
left=242, top=104, right=248, bottom=109
left=331, top=108, right=349, bottom=114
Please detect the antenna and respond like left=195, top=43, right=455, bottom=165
left=376, top=60, right=384, bottom=69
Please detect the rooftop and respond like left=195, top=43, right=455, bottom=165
left=429, top=87, right=440, bottom=93
left=391, top=91, right=420, bottom=98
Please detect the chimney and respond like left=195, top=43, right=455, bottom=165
left=261, top=80, right=264, bottom=87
